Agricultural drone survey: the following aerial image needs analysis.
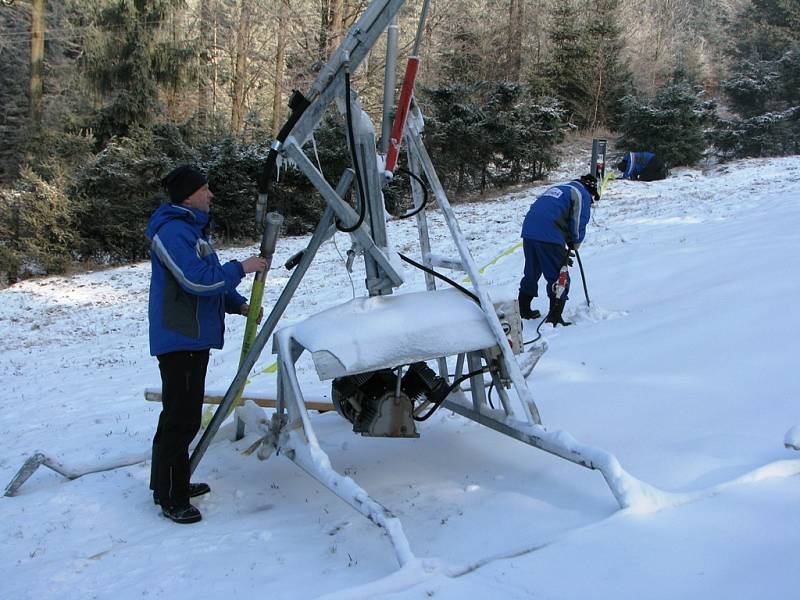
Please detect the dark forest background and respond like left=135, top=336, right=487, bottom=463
left=1, top=0, right=798, bottom=283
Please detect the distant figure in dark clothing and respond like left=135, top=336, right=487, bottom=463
left=616, top=151, right=668, bottom=181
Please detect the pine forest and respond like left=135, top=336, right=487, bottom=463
left=1, top=0, right=798, bottom=283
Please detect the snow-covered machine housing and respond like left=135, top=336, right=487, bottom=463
left=186, top=0, right=642, bottom=565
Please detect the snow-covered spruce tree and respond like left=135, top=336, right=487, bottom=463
left=722, top=58, right=780, bottom=118
left=543, top=0, right=593, bottom=127
left=617, top=78, right=717, bottom=167
left=419, top=82, right=490, bottom=194
left=196, top=115, right=353, bottom=238
left=71, top=124, right=195, bottom=263
left=483, top=82, right=566, bottom=184
left=83, top=0, right=196, bottom=146
left=729, top=0, right=800, bottom=62
left=712, top=0, right=800, bottom=158
left=584, top=0, right=631, bottom=131
left=0, top=168, right=76, bottom=284
left=421, top=81, right=566, bottom=194
left=540, top=0, right=629, bottom=130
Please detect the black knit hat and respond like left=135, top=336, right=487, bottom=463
left=578, top=173, right=600, bottom=203
left=161, top=165, right=208, bottom=204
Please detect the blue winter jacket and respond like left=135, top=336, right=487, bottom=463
left=146, top=203, right=248, bottom=356
left=618, top=151, right=655, bottom=179
left=521, top=182, right=592, bottom=248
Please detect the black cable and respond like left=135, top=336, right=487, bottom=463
left=575, top=248, right=591, bottom=307
left=398, top=253, right=480, bottom=304
left=523, top=313, right=548, bottom=346
left=413, top=367, right=488, bottom=422
left=336, top=71, right=368, bottom=233
left=487, top=380, right=495, bottom=410
left=393, top=167, right=429, bottom=219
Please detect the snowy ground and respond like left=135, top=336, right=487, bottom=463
left=1, top=156, right=799, bottom=599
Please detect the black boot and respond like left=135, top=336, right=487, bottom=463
left=518, top=291, right=541, bottom=320
left=161, top=502, right=202, bottom=524
left=153, top=482, right=211, bottom=506
left=545, top=297, right=572, bottom=327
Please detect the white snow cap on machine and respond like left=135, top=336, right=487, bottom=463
left=278, top=287, right=513, bottom=379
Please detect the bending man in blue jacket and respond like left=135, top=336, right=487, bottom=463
left=146, top=165, right=267, bottom=524
left=616, top=151, right=667, bottom=181
left=519, top=174, right=598, bottom=326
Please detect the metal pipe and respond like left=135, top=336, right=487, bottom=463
left=381, top=17, right=399, bottom=155
left=412, top=0, right=431, bottom=56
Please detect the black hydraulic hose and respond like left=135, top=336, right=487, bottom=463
left=398, top=253, right=479, bottom=304
left=575, top=248, right=591, bottom=307
left=394, top=167, right=429, bottom=219
left=414, top=367, right=488, bottom=422
left=336, top=71, right=368, bottom=233
left=257, top=90, right=311, bottom=223
left=523, top=314, right=548, bottom=346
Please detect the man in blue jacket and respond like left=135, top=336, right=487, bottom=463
left=616, top=151, right=667, bottom=181
left=518, top=174, right=598, bottom=326
left=147, top=165, right=267, bottom=524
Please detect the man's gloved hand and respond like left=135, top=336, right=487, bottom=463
left=241, top=255, right=268, bottom=274
left=240, top=303, right=264, bottom=323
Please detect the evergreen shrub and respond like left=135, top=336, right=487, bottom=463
left=617, top=82, right=717, bottom=167
left=71, top=124, right=195, bottom=262
left=0, top=169, right=76, bottom=284
left=421, top=81, right=565, bottom=194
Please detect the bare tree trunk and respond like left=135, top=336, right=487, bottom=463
left=271, top=0, right=289, bottom=137
left=29, top=0, right=45, bottom=129
left=318, top=0, right=331, bottom=57
left=651, top=26, right=662, bottom=94
left=197, top=0, right=213, bottom=133
left=590, top=66, right=603, bottom=132
left=507, top=0, right=523, bottom=79
left=331, top=0, right=345, bottom=51
left=231, top=0, right=253, bottom=135
left=166, top=8, right=180, bottom=120
left=212, top=7, right=218, bottom=120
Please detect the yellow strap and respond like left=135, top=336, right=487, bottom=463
left=462, top=241, right=524, bottom=284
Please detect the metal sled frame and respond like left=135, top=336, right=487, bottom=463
left=182, top=0, right=637, bottom=564
left=4, top=2, right=640, bottom=555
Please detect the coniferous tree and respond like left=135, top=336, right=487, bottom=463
left=85, top=0, right=196, bottom=145
left=544, top=0, right=592, bottom=127
left=0, top=168, right=76, bottom=283
left=0, top=4, right=30, bottom=182
left=731, top=0, right=800, bottom=61
left=29, top=0, right=44, bottom=130
left=713, top=0, right=800, bottom=158
left=618, top=78, right=717, bottom=167
left=585, top=0, right=630, bottom=130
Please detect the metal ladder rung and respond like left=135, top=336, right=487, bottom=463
left=425, top=253, right=465, bottom=271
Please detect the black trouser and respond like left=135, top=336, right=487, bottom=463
left=150, top=350, right=209, bottom=507
left=640, top=157, right=667, bottom=181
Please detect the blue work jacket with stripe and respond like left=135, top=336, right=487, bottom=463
left=619, top=151, right=655, bottom=179
left=146, top=203, right=247, bottom=356
left=521, top=181, right=592, bottom=248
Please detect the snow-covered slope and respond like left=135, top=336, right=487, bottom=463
left=1, top=157, right=799, bottom=599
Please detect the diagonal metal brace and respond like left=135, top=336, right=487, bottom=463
left=283, top=141, right=403, bottom=287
